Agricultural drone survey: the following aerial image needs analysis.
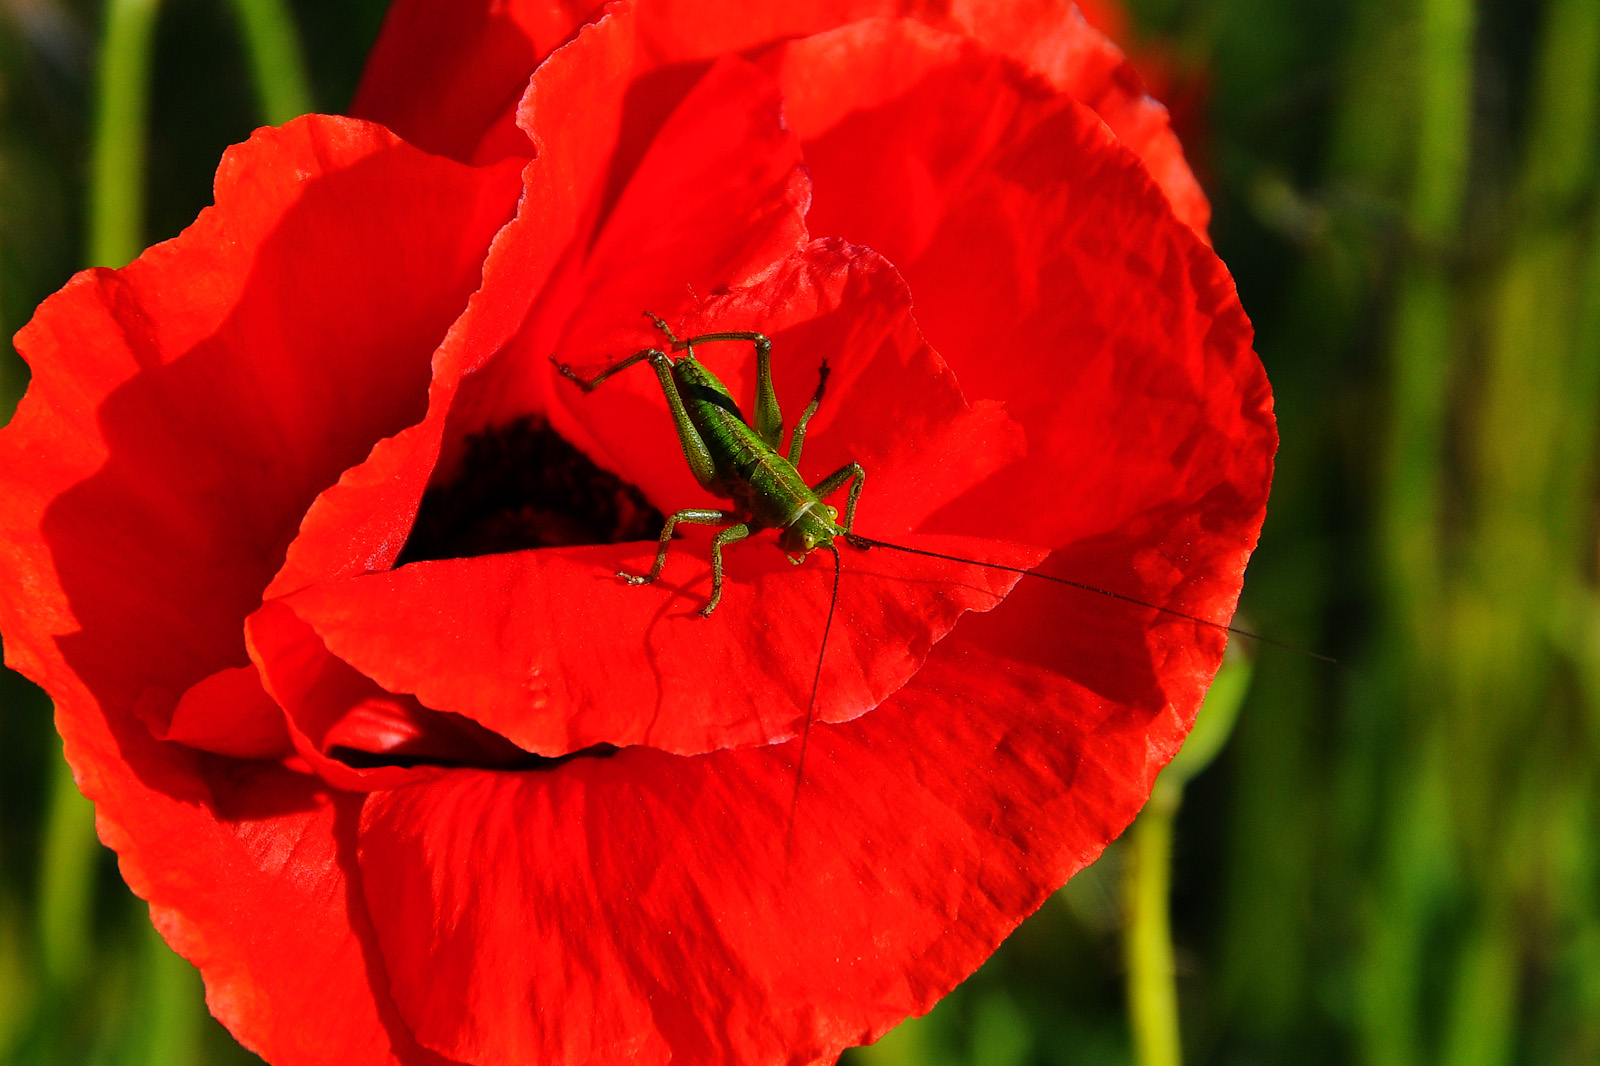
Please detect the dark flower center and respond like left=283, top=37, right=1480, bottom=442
left=398, top=415, right=665, bottom=565
left=331, top=742, right=620, bottom=772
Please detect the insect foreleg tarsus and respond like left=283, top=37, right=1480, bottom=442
left=812, top=462, right=866, bottom=534
left=552, top=345, right=722, bottom=493
left=621, top=507, right=741, bottom=585
left=550, top=347, right=663, bottom=393
left=643, top=311, right=680, bottom=345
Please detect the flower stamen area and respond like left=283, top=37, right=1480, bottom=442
left=398, top=414, right=665, bottom=564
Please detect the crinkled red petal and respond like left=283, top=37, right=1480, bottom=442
left=262, top=533, right=1039, bottom=758
left=772, top=20, right=1065, bottom=275
left=267, top=7, right=640, bottom=599
left=445, top=50, right=812, bottom=463
left=352, top=0, right=1207, bottom=232
left=777, top=14, right=1270, bottom=772
left=246, top=601, right=459, bottom=791
left=355, top=629, right=1166, bottom=1066
left=350, top=0, right=595, bottom=162
left=897, top=102, right=1267, bottom=550
left=927, top=1, right=1210, bottom=235
left=3, top=650, right=450, bottom=1066
left=146, top=665, right=290, bottom=760
left=121, top=745, right=455, bottom=1066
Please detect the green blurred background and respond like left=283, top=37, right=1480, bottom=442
left=1, top=0, right=1597, bottom=1063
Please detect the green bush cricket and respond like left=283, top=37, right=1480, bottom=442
left=553, top=312, right=864, bottom=619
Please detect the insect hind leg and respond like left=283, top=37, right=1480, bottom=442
left=645, top=314, right=782, bottom=448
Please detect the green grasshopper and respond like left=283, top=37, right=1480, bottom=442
left=552, top=312, right=864, bottom=618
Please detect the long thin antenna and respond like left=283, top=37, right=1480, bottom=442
left=786, top=542, right=843, bottom=857
left=844, top=533, right=1336, bottom=664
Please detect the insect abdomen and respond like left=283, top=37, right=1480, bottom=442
left=672, top=356, right=819, bottom=528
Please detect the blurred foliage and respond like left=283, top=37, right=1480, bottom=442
left=1, top=0, right=1597, bottom=1064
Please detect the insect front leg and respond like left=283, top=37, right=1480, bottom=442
left=811, top=463, right=867, bottom=533
left=621, top=509, right=741, bottom=586
left=550, top=347, right=664, bottom=393
left=703, top=522, right=753, bottom=616
left=786, top=361, right=830, bottom=466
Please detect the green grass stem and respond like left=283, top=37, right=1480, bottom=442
left=1410, top=0, right=1477, bottom=239
left=37, top=749, right=97, bottom=987
left=1125, top=654, right=1253, bottom=1066
left=227, top=0, right=314, bottom=125
left=137, top=918, right=203, bottom=1066
left=1124, top=780, right=1181, bottom=1066
left=88, top=0, right=162, bottom=269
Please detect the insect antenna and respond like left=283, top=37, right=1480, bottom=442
left=843, top=533, right=1336, bottom=664
left=786, top=541, right=843, bottom=859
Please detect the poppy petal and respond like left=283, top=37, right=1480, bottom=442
left=259, top=532, right=1042, bottom=758
left=354, top=631, right=1162, bottom=1066
left=126, top=762, right=457, bottom=1066
left=351, top=2, right=1206, bottom=231
left=899, top=108, right=1267, bottom=549
left=629, top=1, right=1207, bottom=231
left=932, top=0, right=1209, bottom=235
left=350, top=0, right=595, bottom=163
left=148, top=665, right=291, bottom=760
left=247, top=600, right=536, bottom=791
left=0, top=662, right=441, bottom=1066
left=0, top=116, right=528, bottom=1061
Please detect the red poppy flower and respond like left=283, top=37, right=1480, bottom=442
left=0, top=2, right=1271, bottom=1064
